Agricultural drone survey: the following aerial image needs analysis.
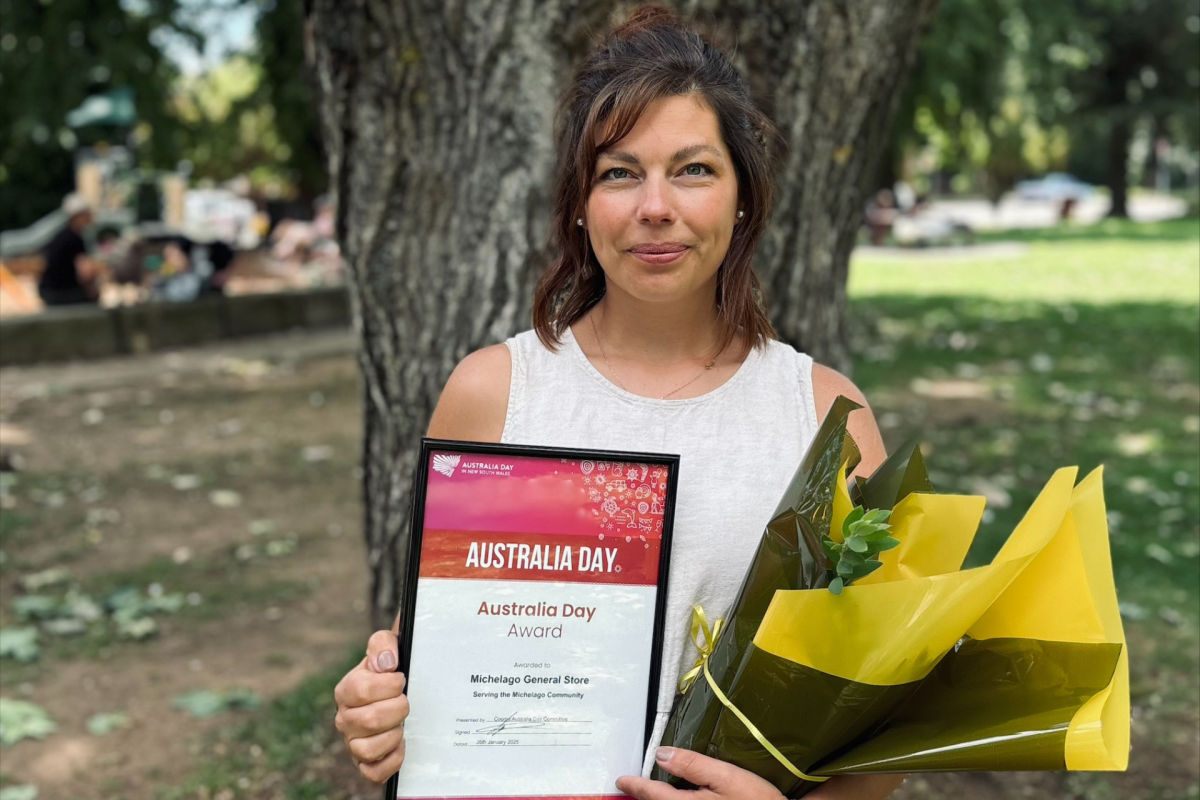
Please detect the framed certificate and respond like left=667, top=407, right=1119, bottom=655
left=386, top=439, right=679, bottom=800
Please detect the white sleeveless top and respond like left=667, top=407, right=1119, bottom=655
left=502, top=327, right=819, bottom=775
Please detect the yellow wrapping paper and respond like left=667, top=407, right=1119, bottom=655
left=751, top=466, right=1128, bottom=771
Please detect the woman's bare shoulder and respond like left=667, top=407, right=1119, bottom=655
left=810, top=362, right=887, bottom=476
left=426, top=344, right=511, bottom=443
left=811, top=362, right=870, bottom=417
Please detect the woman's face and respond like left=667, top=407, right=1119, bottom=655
left=585, top=94, right=740, bottom=307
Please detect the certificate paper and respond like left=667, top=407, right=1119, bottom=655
left=388, top=441, right=678, bottom=800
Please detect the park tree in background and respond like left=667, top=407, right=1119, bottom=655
left=0, top=0, right=193, bottom=230
left=253, top=0, right=327, bottom=200
left=891, top=0, right=1200, bottom=213
left=306, top=0, right=936, bottom=628
left=1048, top=0, right=1200, bottom=217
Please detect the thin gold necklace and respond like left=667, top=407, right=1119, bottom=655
left=588, top=312, right=718, bottom=400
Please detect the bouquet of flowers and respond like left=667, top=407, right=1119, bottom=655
left=654, top=397, right=1129, bottom=796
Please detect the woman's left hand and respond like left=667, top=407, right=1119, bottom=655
left=616, top=747, right=785, bottom=800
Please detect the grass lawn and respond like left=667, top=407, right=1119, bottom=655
left=850, top=217, right=1200, bottom=305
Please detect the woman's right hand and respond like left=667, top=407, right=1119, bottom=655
left=334, top=629, right=410, bottom=783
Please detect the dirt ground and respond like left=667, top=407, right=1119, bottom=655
left=0, top=331, right=374, bottom=798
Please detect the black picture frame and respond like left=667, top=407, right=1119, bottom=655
left=384, top=438, right=680, bottom=799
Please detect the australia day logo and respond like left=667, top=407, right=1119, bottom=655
left=432, top=454, right=461, bottom=478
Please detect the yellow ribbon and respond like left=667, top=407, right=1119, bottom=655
left=678, top=604, right=724, bottom=693
left=678, top=605, right=830, bottom=785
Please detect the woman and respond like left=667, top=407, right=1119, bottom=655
left=334, top=7, right=902, bottom=799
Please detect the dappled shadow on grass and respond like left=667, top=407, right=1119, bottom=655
left=847, top=293, right=1198, bottom=799
left=848, top=295, right=1198, bottom=583
left=974, top=215, right=1200, bottom=244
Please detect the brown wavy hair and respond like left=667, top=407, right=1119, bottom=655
left=532, top=5, right=784, bottom=357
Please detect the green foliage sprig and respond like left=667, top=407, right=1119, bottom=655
left=821, top=506, right=898, bottom=595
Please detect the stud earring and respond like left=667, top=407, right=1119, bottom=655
left=736, top=210, right=744, bottom=219
left=576, top=218, right=584, bottom=227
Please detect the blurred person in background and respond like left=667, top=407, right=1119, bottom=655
left=153, top=236, right=204, bottom=303
left=38, top=193, right=105, bottom=307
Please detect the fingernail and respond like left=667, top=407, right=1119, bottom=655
left=376, top=650, right=396, bottom=671
left=655, top=746, right=675, bottom=763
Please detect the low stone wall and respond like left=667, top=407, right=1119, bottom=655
left=0, top=287, right=351, bottom=366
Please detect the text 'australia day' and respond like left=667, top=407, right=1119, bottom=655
left=463, top=542, right=620, bottom=573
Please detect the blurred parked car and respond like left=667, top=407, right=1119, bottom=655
left=1016, top=173, right=1096, bottom=202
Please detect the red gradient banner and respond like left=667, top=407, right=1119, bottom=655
left=417, top=450, right=669, bottom=587
left=424, top=452, right=672, bottom=538
left=418, top=528, right=662, bottom=586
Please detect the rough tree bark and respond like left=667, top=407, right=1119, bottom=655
left=711, top=1, right=940, bottom=371
left=306, top=0, right=936, bottom=627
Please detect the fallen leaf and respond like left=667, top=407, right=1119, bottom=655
left=19, top=568, right=70, bottom=592
left=171, top=689, right=261, bottom=719
left=0, top=698, right=56, bottom=746
left=216, top=358, right=273, bottom=379
left=265, top=537, right=297, bottom=557
left=145, top=593, right=186, bottom=614
left=1124, top=477, right=1153, bottom=495
left=115, top=616, right=157, bottom=640
left=963, top=477, right=1012, bottom=509
left=1145, top=543, right=1175, bottom=565
left=61, top=591, right=103, bottom=622
left=248, top=519, right=276, bottom=536
left=41, top=618, right=86, bottom=637
left=1116, top=432, right=1161, bottom=457
left=37, top=491, right=65, bottom=508
left=85, top=508, right=121, bottom=526
left=209, top=489, right=242, bottom=508
left=910, top=378, right=991, bottom=400
left=86, top=712, right=131, bottom=736
left=13, top=595, right=58, bottom=621
left=171, top=474, right=202, bottom=491
left=171, top=690, right=224, bottom=718
left=214, top=419, right=243, bottom=438
left=144, top=464, right=170, bottom=481
left=0, top=628, right=40, bottom=662
left=0, top=785, right=38, bottom=800
left=1158, top=607, right=1187, bottom=627
left=1118, top=602, right=1147, bottom=621
left=302, top=445, right=333, bottom=463
left=1028, top=353, right=1055, bottom=373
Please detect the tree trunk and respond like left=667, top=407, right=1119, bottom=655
left=1107, top=116, right=1132, bottom=219
left=703, top=0, right=939, bottom=373
left=307, top=0, right=936, bottom=627
left=305, top=0, right=611, bottom=629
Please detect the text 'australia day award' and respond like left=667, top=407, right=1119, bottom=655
left=389, top=442, right=678, bottom=800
